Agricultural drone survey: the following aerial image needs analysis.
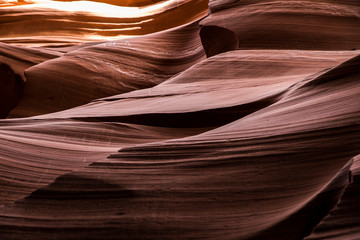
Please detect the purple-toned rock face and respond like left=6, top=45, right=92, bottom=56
left=0, top=1, right=360, bottom=239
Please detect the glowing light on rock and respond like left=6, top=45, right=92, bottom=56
left=1, top=0, right=191, bottom=18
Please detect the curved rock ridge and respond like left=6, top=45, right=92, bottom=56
left=102, top=53, right=360, bottom=239
left=1, top=0, right=360, bottom=239
left=0, top=41, right=112, bottom=117
left=0, top=42, right=62, bottom=79
left=200, top=0, right=360, bottom=56
left=0, top=0, right=208, bottom=46
left=0, top=118, right=209, bottom=206
left=4, top=49, right=353, bottom=203
left=0, top=160, right=350, bottom=240
left=0, top=52, right=359, bottom=239
left=305, top=154, right=360, bottom=240
left=9, top=21, right=206, bottom=117
left=0, top=42, right=64, bottom=117
left=0, top=52, right=358, bottom=239
left=32, top=50, right=358, bottom=123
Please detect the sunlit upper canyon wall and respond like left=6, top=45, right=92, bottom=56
left=0, top=0, right=209, bottom=45
left=0, top=0, right=209, bottom=117
left=0, top=0, right=360, bottom=240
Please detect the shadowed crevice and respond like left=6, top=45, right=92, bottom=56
left=249, top=159, right=353, bottom=240
left=0, top=63, right=24, bottom=118
left=200, top=25, right=238, bottom=57
left=71, top=92, right=284, bottom=128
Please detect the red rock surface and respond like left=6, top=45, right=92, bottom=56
left=0, top=0, right=359, bottom=239
left=11, top=21, right=206, bottom=117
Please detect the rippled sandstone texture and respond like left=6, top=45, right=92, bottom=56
left=0, top=0, right=360, bottom=239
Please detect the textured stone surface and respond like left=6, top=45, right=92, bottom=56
left=0, top=0, right=360, bottom=239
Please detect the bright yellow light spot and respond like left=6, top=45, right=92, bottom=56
left=1, top=0, right=187, bottom=18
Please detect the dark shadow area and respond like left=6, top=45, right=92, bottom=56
left=249, top=160, right=352, bottom=240
left=75, top=93, right=284, bottom=128
left=200, top=25, right=238, bottom=57
left=21, top=174, right=134, bottom=200
left=0, top=63, right=24, bottom=118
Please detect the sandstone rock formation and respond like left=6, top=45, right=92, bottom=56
left=0, top=0, right=359, bottom=239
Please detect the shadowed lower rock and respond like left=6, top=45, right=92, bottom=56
left=0, top=63, right=24, bottom=118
